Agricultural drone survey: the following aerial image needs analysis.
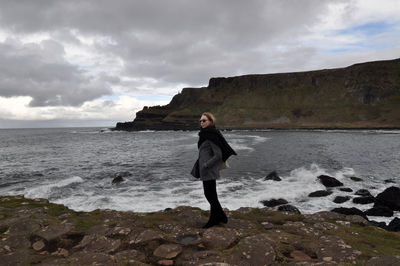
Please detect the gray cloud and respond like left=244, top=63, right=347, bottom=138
left=0, top=38, right=113, bottom=106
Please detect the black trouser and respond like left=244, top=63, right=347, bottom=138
left=203, top=180, right=225, bottom=221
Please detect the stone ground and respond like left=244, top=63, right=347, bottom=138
left=0, top=196, right=400, bottom=265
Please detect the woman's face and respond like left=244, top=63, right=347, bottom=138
left=200, top=115, right=211, bottom=128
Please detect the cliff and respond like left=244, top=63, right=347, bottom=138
left=1, top=195, right=400, bottom=265
left=115, top=58, right=400, bottom=131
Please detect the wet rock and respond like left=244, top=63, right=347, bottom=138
left=278, top=204, right=301, bottom=214
left=333, top=196, right=350, bottom=203
left=364, top=206, right=394, bottom=217
left=176, top=234, right=201, bottom=246
left=387, top=217, right=400, bottom=232
left=331, top=207, right=367, bottom=219
left=130, top=229, right=164, bottom=244
left=202, top=227, right=238, bottom=250
left=316, top=235, right=361, bottom=264
left=112, top=176, right=124, bottom=184
left=340, top=187, right=353, bottom=192
left=375, top=186, right=400, bottom=211
left=290, top=250, right=312, bottom=260
left=153, top=244, right=182, bottom=259
left=365, top=255, right=400, bottom=266
left=384, top=179, right=396, bottom=184
left=265, top=171, right=281, bottom=181
left=350, top=176, right=363, bottom=182
left=353, top=196, right=375, bottom=204
left=227, top=234, right=275, bottom=266
left=260, top=198, right=288, bottom=207
left=369, top=220, right=387, bottom=229
left=308, top=190, right=333, bottom=197
left=317, top=175, right=343, bottom=187
left=355, top=189, right=373, bottom=197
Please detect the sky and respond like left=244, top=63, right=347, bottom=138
left=0, top=0, right=399, bottom=128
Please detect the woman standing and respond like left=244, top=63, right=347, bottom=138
left=191, top=112, right=237, bottom=228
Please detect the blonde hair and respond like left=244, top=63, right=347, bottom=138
left=202, top=112, right=216, bottom=126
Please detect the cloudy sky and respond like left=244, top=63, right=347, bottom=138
left=0, top=0, right=399, bottom=128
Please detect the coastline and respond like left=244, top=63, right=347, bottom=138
left=1, top=195, right=399, bottom=265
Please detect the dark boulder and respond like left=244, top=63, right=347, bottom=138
left=369, top=220, right=387, bottom=229
left=278, top=204, right=301, bottom=214
left=308, top=190, right=333, bottom=197
left=340, top=187, right=353, bottom=192
left=355, top=189, right=372, bottom=197
left=384, top=179, right=396, bottom=184
left=333, top=196, right=350, bottom=204
left=353, top=196, right=375, bottom=204
left=350, top=176, right=363, bottom=182
left=112, top=176, right=124, bottom=184
left=260, top=198, right=288, bottom=207
left=331, top=207, right=367, bottom=219
left=264, top=171, right=281, bottom=181
left=387, top=217, right=400, bottom=232
left=375, top=186, right=400, bottom=211
left=364, top=206, right=394, bottom=217
left=317, top=175, right=343, bottom=187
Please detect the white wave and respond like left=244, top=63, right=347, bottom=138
left=25, top=176, right=84, bottom=199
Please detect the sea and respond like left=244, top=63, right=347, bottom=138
left=0, top=127, right=399, bottom=224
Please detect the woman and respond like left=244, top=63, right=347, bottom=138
left=191, top=112, right=237, bottom=228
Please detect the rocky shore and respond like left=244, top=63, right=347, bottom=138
left=1, top=195, right=400, bottom=265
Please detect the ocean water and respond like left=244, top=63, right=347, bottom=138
left=0, top=128, right=399, bottom=224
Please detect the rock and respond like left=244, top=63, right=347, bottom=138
left=202, top=227, right=238, bottom=250
left=278, top=204, right=301, bottom=214
left=313, top=222, right=338, bottom=231
left=32, top=240, right=46, bottom=251
left=176, top=234, right=201, bottom=246
left=69, top=251, right=115, bottom=265
left=333, top=196, right=350, bottom=203
left=153, top=244, right=182, bottom=259
left=114, top=249, right=146, bottom=263
left=308, top=190, right=333, bottom=197
left=51, top=248, right=69, bottom=257
left=364, top=206, right=394, bottom=217
left=316, top=235, right=361, bottom=264
left=35, top=223, right=74, bottom=243
left=350, top=176, right=363, bottom=182
left=265, top=171, right=281, bottom=181
left=112, top=176, right=124, bottom=184
left=387, top=217, right=400, bottom=232
left=369, top=220, right=387, bottom=229
left=331, top=207, right=367, bottom=219
left=261, top=221, right=274, bottom=230
left=353, top=196, right=375, bottom=204
left=345, top=215, right=369, bottom=226
left=340, top=187, right=353, bottom=192
left=131, top=229, right=164, bottom=244
left=8, top=218, right=41, bottom=236
left=355, top=189, right=373, bottom=197
left=260, top=198, right=288, bottom=207
left=317, top=175, right=343, bottom=187
left=384, top=179, right=396, bottom=183
left=375, top=186, right=400, bottom=211
left=158, top=260, right=174, bottom=265
left=84, top=236, right=121, bottom=254
left=227, top=234, right=275, bottom=265
left=365, top=256, right=400, bottom=266
left=290, top=250, right=312, bottom=260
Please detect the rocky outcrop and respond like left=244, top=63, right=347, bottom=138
left=114, top=58, right=400, bottom=131
left=1, top=195, right=400, bottom=265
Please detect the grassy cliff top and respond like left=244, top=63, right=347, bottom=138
left=1, top=195, right=399, bottom=265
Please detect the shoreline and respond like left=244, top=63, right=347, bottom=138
left=1, top=195, right=400, bottom=265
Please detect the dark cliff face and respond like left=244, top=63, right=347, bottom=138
left=115, top=58, right=400, bottom=131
